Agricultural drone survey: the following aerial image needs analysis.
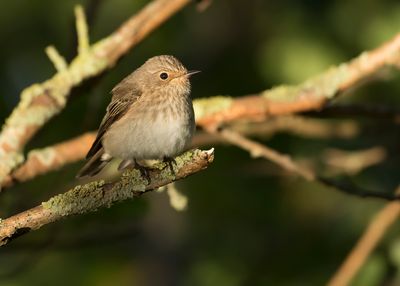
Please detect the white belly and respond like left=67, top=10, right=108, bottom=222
left=103, top=111, right=194, bottom=160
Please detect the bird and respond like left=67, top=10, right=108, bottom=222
left=76, top=55, right=199, bottom=179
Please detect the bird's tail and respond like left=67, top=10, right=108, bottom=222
left=76, top=148, right=111, bottom=178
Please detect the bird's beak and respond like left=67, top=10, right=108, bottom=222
left=186, top=70, right=201, bottom=77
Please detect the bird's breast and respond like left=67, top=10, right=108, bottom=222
left=103, top=97, right=195, bottom=160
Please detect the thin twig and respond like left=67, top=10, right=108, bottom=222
left=231, top=117, right=359, bottom=139
left=45, top=46, right=67, bottom=72
left=210, top=128, right=399, bottom=201
left=75, top=5, right=90, bottom=55
left=311, top=103, right=400, bottom=122
left=327, top=188, right=400, bottom=286
left=212, top=128, right=316, bottom=180
left=322, top=147, right=386, bottom=175
left=0, top=148, right=214, bottom=246
left=317, top=177, right=398, bottom=200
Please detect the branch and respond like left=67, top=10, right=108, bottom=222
left=327, top=188, right=400, bottom=286
left=311, top=103, right=400, bottom=121
left=0, top=148, right=214, bottom=246
left=194, top=33, right=400, bottom=129
left=210, top=128, right=399, bottom=200
left=232, top=116, right=359, bottom=139
left=317, top=177, right=398, bottom=200
left=212, top=128, right=315, bottom=180
left=2, top=133, right=96, bottom=188
left=194, top=116, right=359, bottom=146
left=322, top=147, right=386, bottom=176
left=0, top=0, right=192, bottom=186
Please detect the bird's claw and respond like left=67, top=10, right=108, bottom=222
left=163, top=156, right=177, bottom=176
left=134, top=160, right=151, bottom=184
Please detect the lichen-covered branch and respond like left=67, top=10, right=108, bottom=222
left=0, top=0, right=191, bottom=186
left=2, top=133, right=96, bottom=188
left=194, top=33, right=400, bottom=129
left=0, top=148, right=214, bottom=246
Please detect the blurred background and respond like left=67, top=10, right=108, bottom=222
left=1, top=0, right=400, bottom=285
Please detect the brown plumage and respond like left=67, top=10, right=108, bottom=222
left=77, top=55, right=198, bottom=178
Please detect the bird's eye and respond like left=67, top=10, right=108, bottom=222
left=159, top=72, right=169, bottom=80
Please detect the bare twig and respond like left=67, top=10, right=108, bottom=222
left=211, top=128, right=315, bottom=180
left=327, top=188, right=400, bottom=286
left=0, top=148, right=214, bottom=246
left=314, top=104, right=400, bottom=122
left=196, top=0, right=213, bottom=11
left=231, top=117, right=359, bottom=139
left=210, top=128, right=399, bottom=200
left=323, top=147, right=386, bottom=175
left=317, top=177, right=398, bottom=200
left=166, top=182, right=188, bottom=211
left=194, top=33, right=400, bottom=129
left=0, top=0, right=192, bottom=186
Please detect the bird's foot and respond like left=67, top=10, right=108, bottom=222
left=134, top=159, right=151, bottom=183
left=118, top=159, right=150, bottom=183
left=163, top=156, right=177, bottom=176
left=118, top=159, right=134, bottom=171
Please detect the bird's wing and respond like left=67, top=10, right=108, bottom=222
left=86, top=82, right=142, bottom=159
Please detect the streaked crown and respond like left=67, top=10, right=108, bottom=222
left=142, top=55, right=188, bottom=74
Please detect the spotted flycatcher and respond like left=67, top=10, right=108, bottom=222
left=77, top=55, right=199, bottom=178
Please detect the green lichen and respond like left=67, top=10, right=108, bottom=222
left=5, top=44, right=110, bottom=133
left=19, top=84, right=45, bottom=109
left=135, top=149, right=203, bottom=184
left=262, top=85, right=302, bottom=102
left=193, top=96, right=233, bottom=119
left=0, top=152, right=24, bottom=185
left=174, top=149, right=199, bottom=168
left=42, top=180, right=106, bottom=216
left=262, top=62, right=351, bottom=101
left=302, top=63, right=350, bottom=99
left=118, top=169, right=148, bottom=194
left=69, top=47, right=109, bottom=84
left=152, top=149, right=202, bottom=182
left=41, top=149, right=207, bottom=217
left=7, top=106, right=59, bottom=128
left=6, top=75, right=71, bottom=130
left=159, top=167, right=176, bottom=182
left=28, top=147, right=56, bottom=166
left=0, top=126, right=26, bottom=155
left=42, top=171, right=146, bottom=216
left=43, top=73, right=71, bottom=107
